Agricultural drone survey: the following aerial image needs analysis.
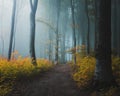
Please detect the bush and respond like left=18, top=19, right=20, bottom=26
left=72, top=56, right=96, bottom=87
left=72, top=54, right=120, bottom=95
left=0, top=56, right=53, bottom=96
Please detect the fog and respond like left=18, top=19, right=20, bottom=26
left=0, top=0, right=73, bottom=62
left=1, top=0, right=119, bottom=63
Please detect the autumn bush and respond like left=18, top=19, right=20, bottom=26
left=72, top=55, right=96, bottom=87
left=70, top=45, right=120, bottom=96
left=112, top=56, right=120, bottom=83
left=0, top=53, right=53, bottom=96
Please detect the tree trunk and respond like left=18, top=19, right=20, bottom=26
left=85, top=0, right=90, bottom=54
left=55, top=0, right=61, bottom=64
left=112, top=0, right=118, bottom=55
left=94, top=0, right=98, bottom=51
left=71, top=0, right=76, bottom=64
left=94, top=0, right=115, bottom=88
left=8, top=0, right=16, bottom=60
left=117, top=0, right=120, bottom=56
left=29, top=0, right=38, bottom=65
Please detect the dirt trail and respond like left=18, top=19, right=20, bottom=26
left=11, top=64, right=88, bottom=96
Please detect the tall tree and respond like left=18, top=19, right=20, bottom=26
left=0, top=0, right=4, bottom=56
left=112, top=0, right=118, bottom=55
left=8, top=0, right=16, bottom=60
left=55, top=0, right=61, bottom=64
left=29, top=0, right=38, bottom=65
left=48, top=0, right=52, bottom=61
left=94, top=0, right=98, bottom=51
left=71, top=0, right=76, bottom=64
left=116, top=0, right=120, bottom=56
left=85, top=0, right=90, bottom=54
left=94, top=0, right=116, bottom=88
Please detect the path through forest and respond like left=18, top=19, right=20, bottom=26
left=11, top=64, right=89, bottom=96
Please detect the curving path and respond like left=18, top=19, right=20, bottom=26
left=10, top=64, right=89, bottom=96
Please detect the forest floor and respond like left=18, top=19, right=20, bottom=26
left=9, top=64, right=90, bottom=96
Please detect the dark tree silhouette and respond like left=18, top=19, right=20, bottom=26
left=71, top=0, right=76, bottom=64
left=55, top=0, right=61, bottom=64
left=8, top=0, right=16, bottom=60
left=29, top=0, right=38, bottom=65
left=94, top=0, right=116, bottom=88
left=85, top=0, right=90, bottom=54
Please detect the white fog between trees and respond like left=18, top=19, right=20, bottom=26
left=0, top=0, right=73, bottom=63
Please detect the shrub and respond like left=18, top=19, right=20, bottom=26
left=0, top=56, right=53, bottom=96
left=72, top=56, right=96, bottom=87
left=72, top=54, right=120, bottom=95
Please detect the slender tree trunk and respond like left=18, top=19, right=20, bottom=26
left=61, top=16, right=67, bottom=64
left=117, top=0, right=120, bottom=56
left=112, top=0, right=118, bottom=55
left=48, top=29, right=52, bottom=61
left=48, top=0, right=52, bottom=61
left=71, top=0, right=76, bottom=64
left=8, top=0, right=16, bottom=60
left=94, top=0, right=116, bottom=88
left=0, top=36, right=4, bottom=56
left=29, top=0, right=38, bottom=65
left=94, top=0, right=97, bottom=51
left=85, top=0, right=90, bottom=55
left=55, top=0, right=61, bottom=64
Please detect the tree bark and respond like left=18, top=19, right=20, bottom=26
left=94, top=0, right=98, bottom=51
left=8, top=0, right=16, bottom=60
left=112, top=0, right=118, bottom=55
left=94, top=0, right=115, bottom=88
left=29, top=0, right=38, bottom=65
left=55, top=0, right=61, bottom=64
left=71, top=0, right=76, bottom=64
left=85, top=0, right=90, bottom=54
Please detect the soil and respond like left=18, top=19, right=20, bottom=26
left=9, top=64, right=90, bottom=96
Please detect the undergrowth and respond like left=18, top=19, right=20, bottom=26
left=0, top=52, right=53, bottom=96
left=69, top=45, right=120, bottom=96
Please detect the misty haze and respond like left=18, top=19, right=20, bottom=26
left=0, top=0, right=120, bottom=96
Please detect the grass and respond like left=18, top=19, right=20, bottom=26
left=0, top=53, right=53, bottom=96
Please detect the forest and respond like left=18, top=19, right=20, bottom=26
left=0, top=0, right=120, bottom=96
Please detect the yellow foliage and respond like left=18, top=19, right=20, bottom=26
left=72, top=56, right=96, bottom=87
left=0, top=55, right=53, bottom=96
left=66, top=45, right=86, bottom=54
left=112, top=56, right=120, bottom=83
left=72, top=54, right=120, bottom=95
